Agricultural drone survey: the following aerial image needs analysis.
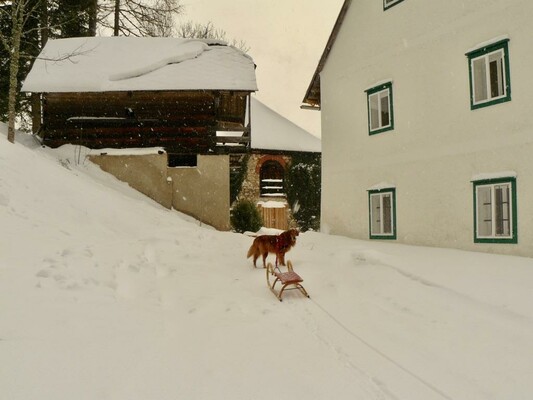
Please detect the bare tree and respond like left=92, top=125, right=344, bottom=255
left=1, top=0, right=94, bottom=142
left=97, top=0, right=183, bottom=37
left=177, top=20, right=250, bottom=53
left=0, top=0, right=40, bottom=143
left=88, top=0, right=97, bottom=35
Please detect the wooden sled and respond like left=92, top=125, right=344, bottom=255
left=266, top=260, right=310, bottom=302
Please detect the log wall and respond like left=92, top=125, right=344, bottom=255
left=42, top=90, right=249, bottom=152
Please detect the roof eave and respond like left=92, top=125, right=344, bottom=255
left=301, top=0, right=353, bottom=108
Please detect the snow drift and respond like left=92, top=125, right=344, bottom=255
left=1, top=126, right=533, bottom=400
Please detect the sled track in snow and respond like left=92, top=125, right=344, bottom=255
left=306, top=298, right=454, bottom=400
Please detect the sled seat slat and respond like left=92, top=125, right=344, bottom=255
left=266, top=260, right=309, bottom=302
left=275, top=271, right=303, bottom=284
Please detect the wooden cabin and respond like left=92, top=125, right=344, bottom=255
left=23, top=37, right=257, bottom=230
left=23, top=37, right=256, bottom=155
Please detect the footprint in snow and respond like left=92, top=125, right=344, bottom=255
left=0, top=192, right=9, bottom=207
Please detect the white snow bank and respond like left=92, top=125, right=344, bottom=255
left=2, top=127, right=533, bottom=400
left=257, top=200, right=287, bottom=208
left=90, top=147, right=166, bottom=156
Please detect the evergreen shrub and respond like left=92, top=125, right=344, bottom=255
left=230, top=199, right=263, bottom=233
left=286, top=153, right=321, bottom=231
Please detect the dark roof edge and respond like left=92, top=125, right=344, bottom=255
left=251, top=148, right=321, bottom=156
left=301, top=0, right=352, bottom=107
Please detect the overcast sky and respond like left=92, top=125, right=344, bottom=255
left=177, top=0, right=345, bottom=137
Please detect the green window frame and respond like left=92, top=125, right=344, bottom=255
left=365, top=82, right=394, bottom=135
left=384, top=0, right=404, bottom=10
left=466, top=39, right=511, bottom=110
left=473, top=177, right=517, bottom=244
left=368, top=188, right=396, bottom=240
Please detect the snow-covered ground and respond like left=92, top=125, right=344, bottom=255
left=1, top=125, right=533, bottom=400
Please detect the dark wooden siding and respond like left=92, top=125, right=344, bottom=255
left=41, top=90, right=251, bottom=152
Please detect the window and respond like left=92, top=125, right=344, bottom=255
left=366, top=82, right=394, bottom=135
left=384, top=0, right=404, bottom=10
left=466, top=39, right=511, bottom=109
left=473, top=178, right=517, bottom=243
left=368, top=188, right=396, bottom=239
left=167, top=153, right=197, bottom=168
left=260, top=160, right=285, bottom=197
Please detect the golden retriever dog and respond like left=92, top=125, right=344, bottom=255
left=247, top=229, right=299, bottom=268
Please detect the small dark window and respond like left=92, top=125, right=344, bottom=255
left=168, top=154, right=197, bottom=168
left=260, top=160, right=285, bottom=197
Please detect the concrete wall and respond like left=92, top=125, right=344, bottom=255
left=89, top=153, right=172, bottom=208
left=168, top=155, right=231, bottom=231
left=89, top=153, right=231, bottom=231
left=320, top=0, right=533, bottom=257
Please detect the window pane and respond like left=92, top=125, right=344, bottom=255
left=489, top=61, right=500, bottom=98
left=489, top=51, right=504, bottom=98
left=477, top=186, right=492, bottom=237
left=473, top=57, right=488, bottom=103
left=380, top=92, right=390, bottom=128
left=370, top=194, right=381, bottom=235
left=494, top=184, right=510, bottom=236
left=382, top=194, right=392, bottom=234
left=369, top=93, right=380, bottom=130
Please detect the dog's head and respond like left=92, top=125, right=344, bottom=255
left=286, top=229, right=299, bottom=246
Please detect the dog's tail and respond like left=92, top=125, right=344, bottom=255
left=246, top=243, right=255, bottom=258
left=246, top=238, right=257, bottom=258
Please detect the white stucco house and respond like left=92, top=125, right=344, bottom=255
left=303, top=0, right=533, bottom=257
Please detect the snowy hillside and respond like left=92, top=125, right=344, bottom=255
left=1, top=126, right=533, bottom=400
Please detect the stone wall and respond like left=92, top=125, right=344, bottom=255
left=236, top=153, right=298, bottom=230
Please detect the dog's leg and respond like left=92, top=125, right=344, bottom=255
left=262, top=252, right=268, bottom=268
left=253, top=252, right=259, bottom=268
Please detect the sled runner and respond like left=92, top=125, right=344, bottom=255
left=266, top=260, right=310, bottom=301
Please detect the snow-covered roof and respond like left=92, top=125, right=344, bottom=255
left=251, top=98, right=321, bottom=153
left=22, top=37, right=257, bottom=93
